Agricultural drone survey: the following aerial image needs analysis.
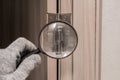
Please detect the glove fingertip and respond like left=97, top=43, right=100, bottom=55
left=29, top=54, right=41, bottom=66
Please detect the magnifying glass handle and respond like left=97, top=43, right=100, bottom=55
left=16, top=48, right=41, bottom=68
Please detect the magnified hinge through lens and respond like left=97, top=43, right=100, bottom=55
left=54, top=26, right=64, bottom=55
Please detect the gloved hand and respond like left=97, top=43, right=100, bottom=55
left=0, top=37, right=41, bottom=80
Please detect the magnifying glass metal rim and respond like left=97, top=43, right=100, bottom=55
left=38, top=20, right=78, bottom=59
left=16, top=20, right=78, bottom=68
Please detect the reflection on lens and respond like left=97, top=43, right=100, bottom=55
left=40, top=22, right=77, bottom=58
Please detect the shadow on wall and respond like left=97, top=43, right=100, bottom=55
left=0, top=0, right=47, bottom=80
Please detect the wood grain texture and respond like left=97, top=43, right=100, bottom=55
left=60, top=0, right=73, bottom=80
left=47, top=0, right=73, bottom=80
left=96, top=0, right=102, bottom=80
left=60, top=55, right=73, bottom=80
left=47, top=58, right=57, bottom=80
left=47, top=1, right=57, bottom=80
left=47, top=0, right=101, bottom=80
left=73, top=0, right=97, bottom=80
left=47, top=0, right=72, bottom=13
left=61, top=0, right=72, bottom=13
left=47, top=0, right=56, bottom=13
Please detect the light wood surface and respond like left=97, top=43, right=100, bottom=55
left=47, top=0, right=56, bottom=13
left=47, top=0, right=101, bottom=80
left=47, top=1, right=57, bottom=80
left=61, top=0, right=72, bottom=13
left=47, top=0, right=73, bottom=80
left=47, top=0, right=72, bottom=13
left=96, top=0, right=102, bottom=80
left=47, top=58, right=57, bottom=80
left=73, top=0, right=101, bottom=80
left=59, top=0, right=73, bottom=80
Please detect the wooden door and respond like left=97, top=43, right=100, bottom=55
left=47, top=0, right=101, bottom=80
left=73, top=0, right=101, bottom=80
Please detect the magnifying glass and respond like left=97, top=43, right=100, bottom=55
left=39, top=21, right=78, bottom=58
left=16, top=20, right=78, bottom=67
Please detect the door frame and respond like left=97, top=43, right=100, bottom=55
left=46, top=0, right=102, bottom=80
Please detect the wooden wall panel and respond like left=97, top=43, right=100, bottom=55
left=60, top=56, right=73, bottom=80
left=47, top=0, right=101, bottom=80
left=96, top=0, right=102, bottom=80
left=47, top=1, right=57, bottom=80
left=47, top=0, right=72, bottom=13
left=47, top=0, right=73, bottom=80
left=61, top=0, right=72, bottom=13
left=47, top=0, right=56, bottom=13
left=73, top=0, right=99, bottom=80
left=47, top=58, right=57, bottom=80
left=60, top=0, right=73, bottom=80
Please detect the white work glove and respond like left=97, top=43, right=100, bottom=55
left=0, top=37, right=41, bottom=80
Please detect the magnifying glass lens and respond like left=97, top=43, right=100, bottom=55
left=40, top=22, right=77, bottom=58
